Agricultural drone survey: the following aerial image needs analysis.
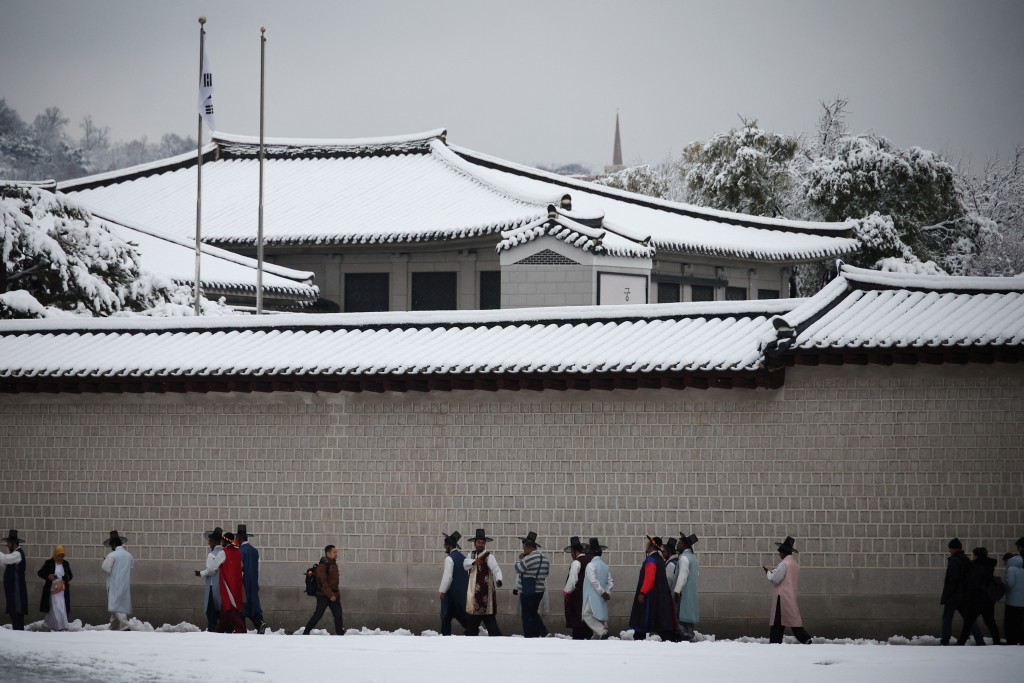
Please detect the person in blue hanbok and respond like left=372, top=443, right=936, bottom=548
left=581, top=537, right=613, bottom=639
left=237, top=524, right=266, bottom=633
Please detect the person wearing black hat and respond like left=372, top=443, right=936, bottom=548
left=236, top=524, right=266, bottom=634
left=1016, top=536, right=1024, bottom=559
left=662, top=539, right=679, bottom=599
left=673, top=533, right=700, bottom=642
left=438, top=531, right=469, bottom=635
left=462, top=528, right=503, bottom=636
left=196, top=526, right=224, bottom=631
left=1, top=529, right=28, bottom=630
left=956, top=547, right=1001, bottom=645
left=762, top=536, right=811, bottom=644
left=214, top=531, right=246, bottom=634
left=514, top=530, right=550, bottom=638
left=562, top=536, right=592, bottom=640
left=101, top=530, right=134, bottom=631
left=581, top=537, right=613, bottom=639
left=628, top=535, right=677, bottom=640
left=940, top=537, right=982, bottom=645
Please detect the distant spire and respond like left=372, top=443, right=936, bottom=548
left=612, top=112, right=622, bottom=167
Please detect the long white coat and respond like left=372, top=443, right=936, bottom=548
left=102, top=546, right=134, bottom=614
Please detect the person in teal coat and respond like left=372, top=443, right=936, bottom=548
left=673, top=533, right=700, bottom=641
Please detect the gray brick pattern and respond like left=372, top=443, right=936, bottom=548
left=1, top=363, right=1021, bottom=635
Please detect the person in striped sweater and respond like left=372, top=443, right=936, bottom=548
left=514, top=531, right=550, bottom=638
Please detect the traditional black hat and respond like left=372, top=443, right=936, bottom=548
left=222, top=531, right=237, bottom=546
left=3, top=529, right=24, bottom=544
left=443, top=531, right=462, bottom=549
left=519, top=530, right=541, bottom=548
left=1015, top=536, right=1024, bottom=549
left=663, top=538, right=677, bottom=554
left=563, top=536, right=586, bottom=553
left=679, top=533, right=699, bottom=548
left=646, top=535, right=663, bottom=550
left=235, top=524, right=252, bottom=539
left=587, top=537, right=608, bottom=555
left=972, top=547, right=989, bottom=559
left=103, top=530, right=127, bottom=546
left=205, top=526, right=224, bottom=542
left=948, top=537, right=963, bottom=550
left=776, top=536, right=797, bottom=554
left=470, top=528, right=493, bottom=542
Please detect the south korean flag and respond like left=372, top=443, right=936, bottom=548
left=198, top=46, right=215, bottom=133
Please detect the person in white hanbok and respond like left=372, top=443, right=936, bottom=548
left=38, top=544, right=73, bottom=631
left=101, top=530, right=134, bottom=631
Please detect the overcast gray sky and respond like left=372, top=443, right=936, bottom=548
left=2, top=0, right=1022, bottom=170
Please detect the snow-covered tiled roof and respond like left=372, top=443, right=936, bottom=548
left=0, top=300, right=795, bottom=390
left=56, top=129, right=858, bottom=262
left=453, top=146, right=861, bottom=263
left=776, top=264, right=1024, bottom=355
left=497, top=213, right=655, bottom=259
left=91, top=208, right=318, bottom=301
left=2, top=265, right=1022, bottom=393
left=58, top=131, right=547, bottom=247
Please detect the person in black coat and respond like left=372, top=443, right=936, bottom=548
left=957, top=547, right=1002, bottom=645
left=628, top=535, right=677, bottom=641
left=1, top=530, right=28, bottom=630
left=941, top=537, right=982, bottom=645
left=38, top=545, right=73, bottom=629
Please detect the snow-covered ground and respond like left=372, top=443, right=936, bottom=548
left=1, top=620, right=1021, bottom=682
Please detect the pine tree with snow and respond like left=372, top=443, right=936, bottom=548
left=597, top=164, right=670, bottom=199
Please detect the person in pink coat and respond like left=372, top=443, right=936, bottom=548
left=762, top=536, right=812, bottom=644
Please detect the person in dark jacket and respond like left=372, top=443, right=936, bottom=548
left=438, top=531, right=469, bottom=636
left=941, top=537, right=983, bottom=645
left=629, top=535, right=677, bottom=641
left=957, top=547, right=1001, bottom=645
left=562, top=536, right=591, bottom=640
left=38, top=544, right=73, bottom=631
left=303, top=544, right=343, bottom=635
left=1, top=530, right=28, bottom=630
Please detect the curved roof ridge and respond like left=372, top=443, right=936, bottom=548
left=428, top=139, right=562, bottom=209
left=57, top=143, right=218, bottom=192
left=840, top=263, right=1024, bottom=293
left=450, top=144, right=856, bottom=237
left=214, top=128, right=447, bottom=148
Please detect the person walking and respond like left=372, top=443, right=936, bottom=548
left=562, top=536, right=591, bottom=640
left=213, top=531, right=246, bottom=634
left=101, top=530, right=133, bottom=631
left=763, top=536, right=812, bottom=644
left=237, top=524, right=266, bottom=634
left=196, top=526, right=223, bottom=632
left=673, top=533, right=700, bottom=642
left=514, top=531, right=550, bottom=638
left=1001, top=551, right=1023, bottom=645
left=941, top=537, right=983, bottom=645
left=662, top=538, right=679, bottom=594
left=438, top=531, right=469, bottom=636
left=628, top=535, right=677, bottom=641
left=37, top=544, right=72, bottom=631
left=581, top=537, right=613, bottom=639
left=303, top=544, right=344, bottom=635
left=463, top=528, right=503, bottom=636
left=957, top=547, right=1001, bottom=645
left=1, top=530, right=28, bottom=631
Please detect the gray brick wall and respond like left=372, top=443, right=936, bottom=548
left=1, top=363, right=1021, bottom=636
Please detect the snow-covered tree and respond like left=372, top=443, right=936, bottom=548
left=801, top=133, right=978, bottom=273
left=680, top=119, right=798, bottom=217
left=1, top=184, right=233, bottom=319
left=596, top=164, right=670, bottom=198
left=958, top=146, right=1024, bottom=276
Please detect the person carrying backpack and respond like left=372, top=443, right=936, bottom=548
left=302, top=544, right=343, bottom=635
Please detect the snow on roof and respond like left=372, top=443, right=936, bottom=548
left=56, top=129, right=857, bottom=262
left=497, top=214, right=655, bottom=259
left=89, top=206, right=318, bottom=300
left=58, top=133, right=546, bottom=247
left=452, top=146, right=861, bottom=263
left=781, top=263, right=1024, bottom=351
left=0, top=300, right=797, bottom=381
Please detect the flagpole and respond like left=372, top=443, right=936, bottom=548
left=257, top=26, right=266, bottom=315
left=194, top=16, right=206, bottom=316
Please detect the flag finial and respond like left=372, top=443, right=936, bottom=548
left=199, top=16, right=206, bottom=25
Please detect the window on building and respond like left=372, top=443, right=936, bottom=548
left=412, top=271, right=458, bottom=310
left=344, top=272, right=389, bottom=312
left=758, top=288, right=780, bottom=299
left=480, top=271, right=501, bottom=310
left=725, top=286, right=747, bottom=301
left=657, top=282, right=680, bottom=303
left=690, top=284, right=715, bottom=302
